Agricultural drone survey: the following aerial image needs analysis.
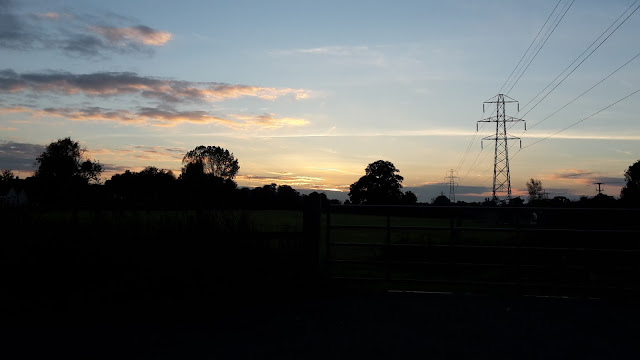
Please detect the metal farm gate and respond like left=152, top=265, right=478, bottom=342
left=325, top=205, right=640, bottom=299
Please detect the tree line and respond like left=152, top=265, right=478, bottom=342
left=1, top=137, right=640, bottom=209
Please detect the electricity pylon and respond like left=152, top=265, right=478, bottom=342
left=477, top=94, right=525, bottom=201
left=445, top=169, right=459, bottom=203
left=594, top=182, right=604, bottom=195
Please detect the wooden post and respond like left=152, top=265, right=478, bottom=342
left=386, top=214, right=391, bottom=283
left=303, top=195, right=322, bottom=277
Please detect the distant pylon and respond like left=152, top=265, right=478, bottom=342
left=478, top=94, right=525, bottom=201
left=594, top=182, right=604, bottom=195
left=445, top=169, right=459, bottom=203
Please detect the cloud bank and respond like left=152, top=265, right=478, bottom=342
left=0, top=70, right=310, bottom=103
left=0, top=69, right=312, bottom=129
left=0, top=141, right=44, bottom=172
left=0, top=0, right=171, bottom=57
left=1, top=105, right=310, bottom=129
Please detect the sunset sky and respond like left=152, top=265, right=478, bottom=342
left=1, top=0, right=639, bottom=202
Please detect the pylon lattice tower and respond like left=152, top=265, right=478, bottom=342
left=445, top=169, right=459, bottom=203
left=477, top=94, right=525, bottom=201
left=594, top=182, right=604, bottom=195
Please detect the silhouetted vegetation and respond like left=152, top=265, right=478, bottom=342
left=4, top=138, right=639, bottom=209
left=3, top=137, right=640, bottom=332
left=182, top=145, right=239, bottom=180
left=621, top=159, right=640, bottom=206
left=348, top=160, right=415, bottom=205
left=526, top=178, right=545, bottom=203
left=431, top=193, right=451, bottom=206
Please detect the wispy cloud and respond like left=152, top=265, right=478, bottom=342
left=34, top=12, right=66, bottom=20
left=230, top=113, right=309, bottom=128
left=271, top=44, right=388, bottom=67
left=93, top=145, right=185, bottom=163
left=0, top=70, right=310, bottom=103
left=89, top=25, right=171, bottom=46
left=310, top=167, right=361, bottom=175
left=253, top=128, right=478, bottom=138
left=0, top=0, right=171, bottom=57
left=545, top=169, right=625, bottom=185
left=523, top=132, right=640, bottom=141
left=1, top=105, right=310, bottom=129
left=278, top=45, right=373, bottom=57
left=244, top=128, right=640, bottom=140
left=238, top=173, right=343, bottom=190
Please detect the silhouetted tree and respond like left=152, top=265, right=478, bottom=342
left=349, top=160, right=404, bottom=204
left=526, top=178, right=545, bottom=203
left=403, top=190, right=418, bottom=205
left=305, top=191, right=329, bottom=209
left=431, top=194, right=450, bottom=206
left=106, top=166, right=176, bottom=208
left=1, top=169, right=15, bottom=182
left=251, top=183, right=277, bottom=208
left=34, top=137, right=103, bottom=184
left=551, top=196, right=571, bottom=207
left=136, top=166, right=174, bottom=180
left=0, top=169, right=15, bottom=189
left=182, top=145, right=239, bottom=180
left=621, top=160, right=640, bottom=205
left=276, top=185, right=302, bottom=209
left=509, top=196, right=525, bottom=206
left=29, top=138, right=102, bottom=206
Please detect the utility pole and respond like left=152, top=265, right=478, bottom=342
left=445, top=169, right=459, bottom=203
left=477, top=94, right=525, bottom=201
left=594, top=182, right=604, bottom=195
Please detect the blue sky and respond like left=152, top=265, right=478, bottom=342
left=1, top=0, right=639, bottom=202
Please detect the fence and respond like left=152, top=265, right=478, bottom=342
left=325, top=205, right=640, bottom=299
left=0, top=206, right=321, bottom=309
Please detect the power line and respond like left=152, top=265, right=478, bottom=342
left=454, top=99, right=501, bottom=179
left=498, top=0, right=564, bottom=95
left=463, top=2, right=639, bottom=189
left=519, top=86, right=640, bottom=151
left=505, top=0, right=576, bottom=95
left=519, top=0, right=640, bottom=118
left=528, top=49, right=640, bottom=131
left=455, top=105, right=498, bottom=173
left=458, top=107, right=502, bottom=186
left=459, top=145, right=489, bottom=185
left=460, top=1, right=570, bottom=188
left=455, top=109, right=485, bottom=172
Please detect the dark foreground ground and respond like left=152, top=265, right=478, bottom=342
left=2, top=290, right=639, bottom=359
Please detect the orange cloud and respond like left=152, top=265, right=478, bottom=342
left=90, top=26, right=172, bottom=46
left=0, top=70, right=311, bottom=103
left=0, top=106, right=32, bottom=114
left=546, top=169, right=596, bottom=185
left=1, top=105, right=309, bottom=129
left=238, top=173, right=335, bottom=189
left=35, top=12, right=61, bottom=19
left=231, top=113, right=309, bottom=128
left=93, top=145, right=185, bottom=163
left=136, top=108, right=239, bottom=128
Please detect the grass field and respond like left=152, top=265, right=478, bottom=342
left=324, top=206, right=640, bottom=298
left=2, top=206, right=639, bottom=300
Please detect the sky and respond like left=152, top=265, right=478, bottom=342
left=1, top=0, right=639, bottom=202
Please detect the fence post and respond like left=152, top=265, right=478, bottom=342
left=514, top=208, right=522, bottom=297
left=386, top=213, right=391, bottom=284
left=303, top=195, right=322, bottom=279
